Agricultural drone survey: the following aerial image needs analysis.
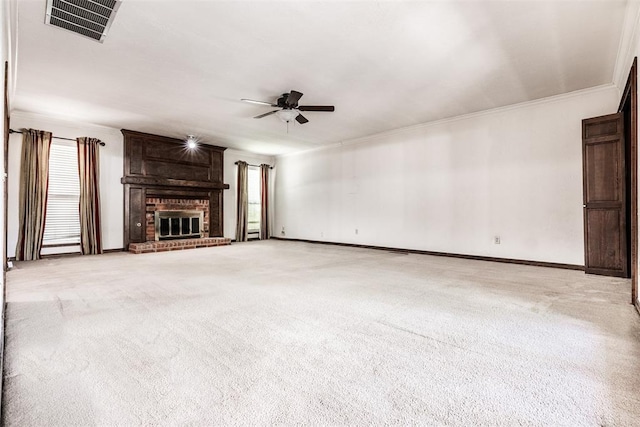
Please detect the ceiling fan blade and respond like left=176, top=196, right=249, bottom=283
left=287, top=90, right=303, bottom=107
left=295, top=114, right=309, bottom=124
left=242, top=99, right=277, bottom=107
left=254, top=110, right=279, bottom=119
left=298, top=105, right=335, bottom=112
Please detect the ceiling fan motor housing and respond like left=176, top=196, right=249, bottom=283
left=278, top=93, right=293, bottom=108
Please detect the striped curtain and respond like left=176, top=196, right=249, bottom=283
left=16, top=129, right=52, bottom=261
left=235, top=161, right=249, bottom=242
left=259, top=164, right=271, bottom=240
left=77, top=137, right=103, bottom=255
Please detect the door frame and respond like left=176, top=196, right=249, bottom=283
left=617, top=57, right=638, bottom=305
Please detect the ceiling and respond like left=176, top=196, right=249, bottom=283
left=11, top=0, right=628, bottom=155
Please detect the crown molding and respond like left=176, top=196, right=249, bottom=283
left=5, top=0, right=18, bottom=102
left=11, top=0, right=17, bottom=97
left=277, top=84, right=617, bottom=160
left=613, top=0, right=640, bottom=92
left=10, top=109, right=122, bottom=135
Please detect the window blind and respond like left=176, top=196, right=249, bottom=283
left=43, top=140, right=81, bottom=245
left=247, top=166, right=261, bottom=232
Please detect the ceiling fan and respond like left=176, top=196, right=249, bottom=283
left=241, top=90, right=335, bottom=124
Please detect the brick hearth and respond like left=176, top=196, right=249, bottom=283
left=129, top=237, right=231, bottom=254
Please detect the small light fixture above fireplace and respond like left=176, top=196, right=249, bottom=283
left=186, top=135, right=198, bottom=149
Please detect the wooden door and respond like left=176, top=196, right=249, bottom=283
left=583, top=113, right=627, bottom=277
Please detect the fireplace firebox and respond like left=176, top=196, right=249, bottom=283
left=154, top=210, right=204, bottom=241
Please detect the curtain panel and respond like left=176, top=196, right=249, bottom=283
left=235, top=161, right=249, bottom=242
left=77, top=137, right=103, bottom=255
left=260, top=164, right=271, bottom=240
left=16, top=129, right=52, bottom=261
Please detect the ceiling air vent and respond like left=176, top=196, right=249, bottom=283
left=45, top=0, right=121, bottom=43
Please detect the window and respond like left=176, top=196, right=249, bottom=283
left=42, top=140, right=81, bottom=246
left=247, top=166, right=261, bottom=232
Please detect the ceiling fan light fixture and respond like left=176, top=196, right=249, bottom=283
left=276, top=109, right=299, bottom=123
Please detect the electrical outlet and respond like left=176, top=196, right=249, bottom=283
left=281, top=226, right=285, bottom=236
left=321, top=231, right=324, bottom=238
left=355, top=229, right=358, bottom=235
left=494, top=236, right=501, bottom=244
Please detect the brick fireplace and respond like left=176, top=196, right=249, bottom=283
left=121, top=130, right=230, bottom=253
left=145, top=197, right=210, bottom=241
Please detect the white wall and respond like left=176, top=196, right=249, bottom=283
left=8, top=111, right=124, bottom=256
left=223, top=148, right=275, bottom=239
left=636, top=39, right=640, bottom=309
left=1, top=0, right=16, bottom=408
left=274, top=86, right=619, bottom=266
left=2, top=0, right=10, bottom=268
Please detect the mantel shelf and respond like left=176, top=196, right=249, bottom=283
left=121, top=176, right=230, bottom=190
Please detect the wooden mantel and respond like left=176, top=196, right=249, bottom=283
left=121, top=129, right=229, bottom=248
left=120, top=176, right=229, bottom=190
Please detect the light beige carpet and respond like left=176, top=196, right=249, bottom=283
left=3, top=240, right=640, bottom=426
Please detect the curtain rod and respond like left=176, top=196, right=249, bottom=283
left=235, top=161, right=273, bottom=169
left=9, top=129, right=106, bottom=146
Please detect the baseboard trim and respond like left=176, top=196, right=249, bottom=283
left=9, top=248, right=126, bottom=262
left=104, top=248, right=125, bottom=254
left=270, top=237, right=585, bottom=271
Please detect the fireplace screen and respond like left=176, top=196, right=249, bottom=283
left=155, top=210, right=204, bottom=241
